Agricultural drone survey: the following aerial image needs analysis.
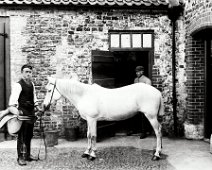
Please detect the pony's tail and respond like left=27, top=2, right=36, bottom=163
left=157, top=95, right=164, bottom=122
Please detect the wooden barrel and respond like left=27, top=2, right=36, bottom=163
left=44, top=130, right=59, bottom=147
left=65, top=127, right=79, bottom=141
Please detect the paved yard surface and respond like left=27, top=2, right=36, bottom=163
left=0, top=136, right=211, bottom=170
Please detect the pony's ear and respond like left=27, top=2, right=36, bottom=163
left=70, top=73, right=79, bottom=81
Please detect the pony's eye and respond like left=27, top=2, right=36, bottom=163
left=48, top=90, right=52, bottom=93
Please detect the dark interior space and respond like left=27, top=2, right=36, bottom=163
left=193, top=28, right=212, bottom=138
left=205, top=39, right=212, bottom=138
left=113, top=51, right=151, bottom=135
left=92, top=50, right=152, bottom=139
left=114, top=51, right=150, bottom=87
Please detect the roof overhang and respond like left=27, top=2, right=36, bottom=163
left=0, top=0, right=168, bottom=7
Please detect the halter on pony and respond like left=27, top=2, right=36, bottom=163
left=44, top=80, right=57, bottom=111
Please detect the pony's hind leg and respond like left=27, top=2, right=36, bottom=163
left=147, top=116, right=162, bottom=160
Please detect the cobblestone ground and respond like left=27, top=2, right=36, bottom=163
left=0, top=146, right=175, bottom=170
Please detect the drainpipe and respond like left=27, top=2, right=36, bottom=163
left=0, top=24, right=8, bottom=139
left=0, top=24, right=7, bottom=109
left=172, top=20, right=177, bottom=136
left=167, top=1, right=184, bottom=136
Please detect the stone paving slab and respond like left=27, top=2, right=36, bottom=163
left=0, top=147, right=174, bottom=170
left=0, top=136, right=211, bottom=170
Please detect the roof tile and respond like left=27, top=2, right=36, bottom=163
left=0, top=0, right=168, bottom=6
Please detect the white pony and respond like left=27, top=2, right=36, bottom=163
left=43, top=77, right=163, bottom=161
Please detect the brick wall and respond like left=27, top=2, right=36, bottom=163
left=184, top=35, right=205, bottom=139
left=0, top=5, right=187, bottom=137
left=185, top=36, right=205, bottom=124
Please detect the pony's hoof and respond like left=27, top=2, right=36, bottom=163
left=151, top=155, right=160, bottom=161
left=88, top=156, right=96, bottom=161
left=81, top=153, right=89, bottom=158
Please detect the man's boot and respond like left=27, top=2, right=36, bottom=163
left=17, top=143, right=27, bottom=165
left=26, top=154, right=37, bottom=162
left=17, top=157, right=27, bottom=166
left=25, top=142, right=37, bottom=161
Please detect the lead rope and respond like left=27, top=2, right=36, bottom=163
left=49, top=80, right=57, bottom=107
left=36, top=112, right=47, bottom=161
left=36, top=80, right=57, bottom=161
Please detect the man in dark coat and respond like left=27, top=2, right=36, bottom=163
left=8, top=64, right=43, bottom=166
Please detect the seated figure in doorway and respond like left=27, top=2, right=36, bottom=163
left=134, top=66, right=151, bottom=85
left=127, top=66, right=152, bottom=139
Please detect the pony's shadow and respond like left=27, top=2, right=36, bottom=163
left=94, top=146, right=175, bottom=170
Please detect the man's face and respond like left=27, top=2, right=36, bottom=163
left=136, top=70, right=144, bottom=78
left=22, top=68, right=32, bottom=81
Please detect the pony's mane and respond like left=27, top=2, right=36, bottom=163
left=57, top=78, right=86, bottom=97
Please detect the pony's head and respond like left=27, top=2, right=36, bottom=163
left=43, top=77, right=62, bottom=111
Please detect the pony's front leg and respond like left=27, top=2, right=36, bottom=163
left=86, top=136, right=97, bottom=161
left=82, top=118, right=97, bottom=161
left=88, top=118, right=97, bottom=161
left=87, top=118, right=97, bottom=160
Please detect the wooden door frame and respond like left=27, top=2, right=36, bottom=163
left=148, top=49, right=154, bottom=80
left=91, top=48, right=154, bottom=84
left=111, top=49, right=154, bottom=80
left=0, top=17, right=10, bottom=108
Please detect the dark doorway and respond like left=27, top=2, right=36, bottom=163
left=0, top=17, right=10, bottom=141
left=114, top=51, right=150, bottom=87
left=92, top=50, right=153, bottom=139
left=0, top=22, right=6, bottom=111
left=113, top=51, right=151, bottom=135
left=205, top=39, right=212, bottom=138
left=195, top=28, right=212, bottom=139
left=0, top=18, right=10, bottom=109
left=92, top=50, right=151, bottom=87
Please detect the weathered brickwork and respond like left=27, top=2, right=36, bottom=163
left=0, top=6, right=187, bottom=137
left=184, top=35, right=205, bottom=139
left=185, top=36, right=205, bottom=119
left=186, top=0, right=212, bottom=35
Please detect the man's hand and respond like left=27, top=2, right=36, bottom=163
left=8, top=106, right=19, bottom=115
left=35, top=111, right=44, bottom=117
left=35, top=105, right=44, bottom=117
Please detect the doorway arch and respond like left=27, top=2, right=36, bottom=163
left=192, top=28, right=212, bottom=139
